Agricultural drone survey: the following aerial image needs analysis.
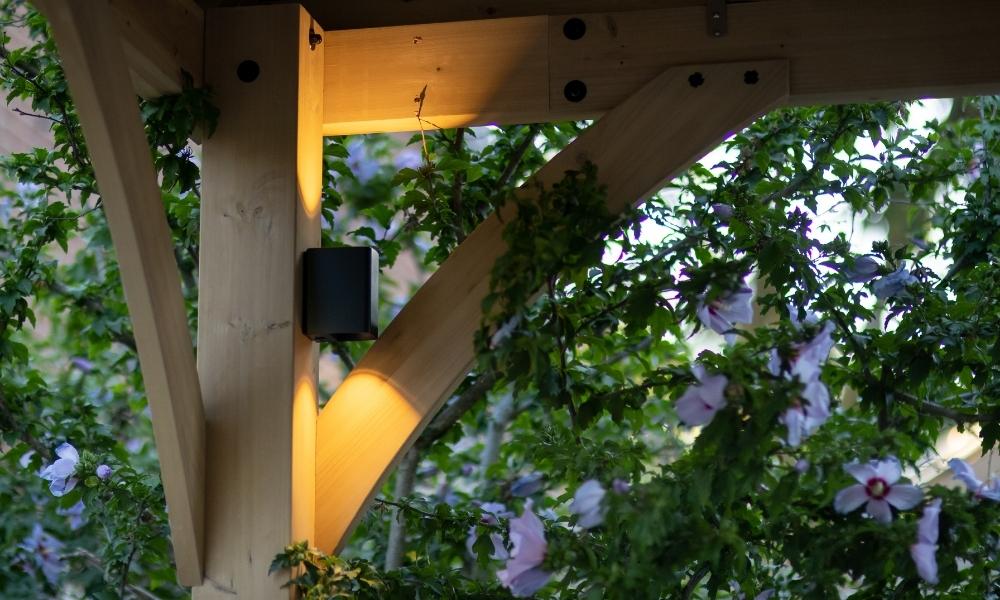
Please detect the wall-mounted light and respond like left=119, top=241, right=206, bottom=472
left=302, top=247, right=379, bottom=342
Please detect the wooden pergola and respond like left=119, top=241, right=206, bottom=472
left=30, top=0, right=1000, bottom=597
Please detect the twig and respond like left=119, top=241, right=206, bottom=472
left=331, top=341, right=356, bottom=371
left=682, top=563, right=711, bottom=599
left=494, top=124, right=541, bottom=193
left=416, top=373, right=498, bottom=451
left=450, top=127, right=467, bottom=243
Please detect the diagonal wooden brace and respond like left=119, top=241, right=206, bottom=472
left=315, top=59, right=790, bottom=552
left=36, top=0, right=206, bottom=585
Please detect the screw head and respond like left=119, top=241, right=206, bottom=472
left=688, top=72, right=705, bottom=88
left=563, top=17, right=586, bottom=40
left=563, top=80, right=588, bottom=102
left=236, top=60, right=260, bottom=83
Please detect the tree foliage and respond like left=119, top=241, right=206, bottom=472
left=3, top=2, right=1000, bottom=598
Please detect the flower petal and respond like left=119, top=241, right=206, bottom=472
left=844, top=462, right=877, bottom=484
left=872, top=457, right=902, bottom=484
left=886, top=484, right=923, bottom=511
left=866, top=498, right=893, bottom=524
left=834, top=484, right=868, bottom=514
left=948, top=458, right=983, bottom=492
left=916, top=498, right=941, bottom=545
left=910, top=543, right=938, bottom=584
left=54, top=443, right=79, bottom=463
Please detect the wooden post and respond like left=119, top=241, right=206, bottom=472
left=36, top=0, right=206, bottom=585
left=194, top=5, right=322, bottom=598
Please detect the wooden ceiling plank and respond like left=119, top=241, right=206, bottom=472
left=322, top=0, right=1000, bottom=134
left=34, top=0, right=206, bottom=585
left=315, top=59, right=790, bottom=553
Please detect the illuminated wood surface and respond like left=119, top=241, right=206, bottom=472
left=193, top=5, right=323, bottom=598
left=322, top=0, right=1000, bottom=134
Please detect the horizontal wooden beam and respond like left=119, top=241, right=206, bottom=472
left=36, top=0, right=206, bottom=585
left=298, top=0, right=698, bottom=30
left=323, top=0, right=1000, bottom=134
left=110, top=0, right=204, bottom=96
left=315, top=59, right=789, bottom=553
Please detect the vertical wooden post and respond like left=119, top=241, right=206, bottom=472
left=194, top=5, right=322, bottom=598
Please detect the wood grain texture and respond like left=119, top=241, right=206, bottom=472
left=109, top=0, right=204, bottom=96
left=34, top=0, right=206, bottom=585
left=200, top=0, right=700, bottom=30
left=321, top=0, right=1000, bottom=134
left=315, top=59, right=790, bottom=553
left=194, top=5, right=322, bottom=599
left=322, top=16, right=548, bottom=135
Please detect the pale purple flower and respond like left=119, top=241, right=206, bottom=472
left=467, top=503, right=512, bottom=561
left=18, top=450, right=36, bottom=469
left=511, top=472, right=544, bottom=497
left=497, top=503, right=551, bottom=597
left=910, top=498, right=941, bottom=584
left=872, top=264, right=917, bottom=300
left=71, top=357, right=94, bottom=372
left=19, top=524, right=63, bottom=585
left=794, top=459, right=810, bottom=474
left=612, top=478, right=631, bottom=494
left=947, top=458, right=1000, bottom=501
left=843, top=255, right=880, bottom=283
left=57, top=499, right=86, bottom=530
left=39, top=443, right=79, bottom=497
left=346, top=139, right=380, bottom=183
left=569, top=479, right=606, bottom=529
left=834, top=457, right=923, bottom=523
left=675, top=364, right=728, bottom=426
left=696, top=281, right=753, bottom=335
left=780, top=378, right=831, bottom=448
left=96, top=464, right=112, bottom=480
left=393, top=147, right=423, bottom=170
left=771, top=322, right=835, bottom=446
left=711, top=203, right=734, bottom=223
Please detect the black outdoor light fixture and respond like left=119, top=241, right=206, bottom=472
left=302, top=247, right=379, bottom=342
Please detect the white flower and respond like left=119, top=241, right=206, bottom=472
left=675, top=364, right=728, bottom=426
left=697, top=281, right=753, bottom=335
left=910, top=498, right=941, bottom=584
left=39, top=443, right=79, bottom=497
left=834, top=457, right=923, bottom=523
left=947, top=458, right=1000, bottom=501
left=497, top=502, right=551, bottom=597
left=569, top=479, right=606, bottom=529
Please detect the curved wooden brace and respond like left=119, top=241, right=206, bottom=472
left=315, top=59, right=790, bottom=552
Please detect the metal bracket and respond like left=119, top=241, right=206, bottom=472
left=708, top=0, right=728, bottom=37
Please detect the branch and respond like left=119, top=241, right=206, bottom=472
left=415, top=372, right=498, bottom=451
left=384, top=448, right=419, bottom=570
left=896, top=392, right=1000, bottom=423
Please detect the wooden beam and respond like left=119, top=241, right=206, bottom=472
left=109, top=0, right=204, bottom=96
left=322, top=0, right=1000, bottom=134
left=194, top=5, right=322, bottom=599
left=35, top=0, right=206, bottom=585
left=300, top=0, right=697, bottom=30
left=315, top=59, right=790, bottom=552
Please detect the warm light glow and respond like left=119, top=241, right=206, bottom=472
left=314, top=370, right=422, bottom=552
left=292, top=373, right=317, bottom=543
